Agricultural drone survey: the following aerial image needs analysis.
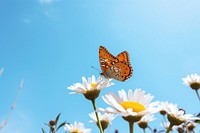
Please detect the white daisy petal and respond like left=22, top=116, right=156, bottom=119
left=67, top=75, right=114, bottom=94
left=118, top=89, right=128, bottom=101
left=89, top=112, right=116, bottom=125
left=82, top=77, right=88, bottom=87
left=103, top=93, right=125, bottom=112
left=158, top=102, right=200, bottom=124
left=64, top=121, right=91, bottom=133
left=138, top=114, right=156, bottom=123
left=92, top=75, right=95, bottom=83
left=127, top=89, right=133, bottom=101
left=88, top=77, right=92, bottom=84
left=142, top=94, right=154, bottom=106
left=127, top=89, right=134, bottom=101
left=182, top=73, right=200, bottom=89
left=101, top=88, right=157, bottom=118
left=133, top=88, right=143, bottom=102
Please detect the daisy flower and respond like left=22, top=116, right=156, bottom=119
left=68, top=75, right=113, bottom=133
left=182, top=74, right=200, bottom=90
left=99, top=89, right=158, bottom=133
left=166, top=104, right=199, bottom=124
left=100, top=89, right=158, bottom=123
left=158, top=101, right=174, bottom=116
left=137, top=114, right=156, bottom=130
left=64, top=121, right=91, bottom=133
left=163, top=121, right=198, bottom=133
left=182, top=73, right=200, bottom=100
left=89, top=112, right=116, bottom=131
left=158, top=103, right=200, bottom=133
left=68, top=75, right=113, bottom=100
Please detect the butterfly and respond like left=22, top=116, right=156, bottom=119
left=99, top=46, right=133, bottom=82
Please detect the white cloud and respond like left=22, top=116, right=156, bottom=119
left=39, top=0, right=59, bottom=4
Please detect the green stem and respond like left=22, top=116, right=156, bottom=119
left=195, top=90, right=200, bottom=101
left=129, top=122, right=134, bottom=133
left=91, top=99, right=103, bottom=133
left=143, top=128, right=146, bottom=133
left=166, top=123, right=173, bottom=133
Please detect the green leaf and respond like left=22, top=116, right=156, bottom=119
left=55, top=113, right=61, bottom=125
left=56, top=121, right=66, bottom=131
left=50, top=127, right=55, bottom=132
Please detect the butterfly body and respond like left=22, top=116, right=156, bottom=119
left=99, top=46, right=133, bottom=81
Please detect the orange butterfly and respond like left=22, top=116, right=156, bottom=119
left=99, top=46, right=133, bottom=82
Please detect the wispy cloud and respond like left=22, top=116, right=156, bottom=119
left=39, top=0, right=59, bottom=4
left=0, top=68, right=4, bottom=77
left=38, top=0, right=60, bottom=18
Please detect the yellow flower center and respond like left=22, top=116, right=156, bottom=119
left=90, top=83, right=97, bottom=88
left=71, top=129, right=82, bottom=133
left=120, top=101, right=146, bottom=112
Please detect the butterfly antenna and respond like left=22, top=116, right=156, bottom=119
left=91, top=66, right=101, bottom=73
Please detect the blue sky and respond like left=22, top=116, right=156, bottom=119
left=0, top=0, right=200, bottom=132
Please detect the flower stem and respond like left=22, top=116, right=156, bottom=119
left=166, top=123, right=173, bottom=133
left=195, top=90, right=200, bottom=101
left=143, top=128, right=146, bottom=133
left=91, top=99, right=103, bottom=133
left=147, top=126, right=153, bottom=133
left=129, top=122, right=134, bottom=133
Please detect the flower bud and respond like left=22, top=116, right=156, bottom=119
left=49, top=120, right=56, bottom=126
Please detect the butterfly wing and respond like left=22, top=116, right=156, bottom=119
left=99, top=46, right=117, bottom=77
left=105, top=62, right=133, bottom=81
left=99, top=46, right=133, bottom=81
left=116, top=51, right=130, bottom=63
